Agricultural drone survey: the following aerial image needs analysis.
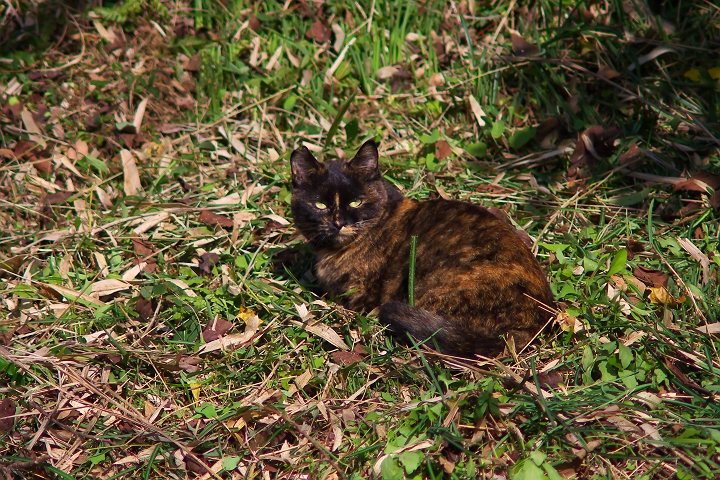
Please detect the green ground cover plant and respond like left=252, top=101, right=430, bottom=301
left=0, top=0, right=719, bottom=478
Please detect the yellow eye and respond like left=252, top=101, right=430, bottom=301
left=315, top=202, right=327, bottom=209
left=349, top=199, right=362, bottom=208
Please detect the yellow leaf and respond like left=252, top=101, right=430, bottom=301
left=556, top=312, right=577, bottom=332
left=709, top=67, right=720, bottom=79
left=237, top=306, right=261, bottom=325
left=647, top=286, right=686, bottom=307
left=190, top=382, right=201, bottom=402
left=684, top=69, right=701, bottom=82
left=226, top=418, right=246, bottom=442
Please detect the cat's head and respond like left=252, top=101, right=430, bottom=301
left=290, top=140, right=393, bottom=249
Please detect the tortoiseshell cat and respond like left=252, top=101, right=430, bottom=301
left=290, top=140, right=555, bottom=358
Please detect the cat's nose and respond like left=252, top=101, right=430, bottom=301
left=333, top=219, right=345, bottom=230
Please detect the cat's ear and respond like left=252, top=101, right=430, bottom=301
left=291, top=146, right=324, bottom=186
left=345, top=139, right=380, bottom=180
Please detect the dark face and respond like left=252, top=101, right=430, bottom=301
left=291, top=140, right=389, bottom=249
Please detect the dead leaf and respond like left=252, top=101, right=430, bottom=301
left=0, top=256, right=25, bottom=278
left=331, top=351, right=364, bottom=366
left=664, top=358, right=712, bottom=396
left=135, top=297, right=155, bottom=321
left=536, top=370, right=563, bottom=389
left=438, top=456, right=455, bottom=474
left=677, top=237, right=710, bottom=285
left=183, top=53, right=201, bottom=72
left=697, top=323, right=720, bottom=335
left=468, top=95, right=486, bottom=127
left=198, top=252, right=220, bottom=274
left=376, top=66, right=399, bottom=80
left=628, top=46, right=676, bottom=71
left=203, top=318, right=234, bottom=342
left=673, top=172, right=720, bottom=194
left=307, top=19, right=331, bottom=43
left=293, top=304, right=349, bottom=350
left=0, top=398, right=16, bottom=433
left=39, top=282, right=106, bottom=306
left=597, top=65, right=620, bottom=79
left=121, top=149, right=142, bottom=196
left=633, top=266, right=668, bottom=287
left=626, top=239, right=645, bottom=260
left=160, top=123, right=185, bottom=134
left=568, top=126, right=621, bottom=178
left=21, top=109, right=45, bottom=145
left=435, top=140, right=451, bottom=160
left=44, top=191, right=73, bottom=205
left=91, top=279, right=132, bottom=297
left=510, top=33, right=539, bottom=56
left=133, top=97, right=148, bottom=132
left=556, top=311, right=577, bottom=332
left=167, top=278, right=197, bottom=297
left=198, top=313, right=259, bottom=354
left=607, top=415, right=642, bottom=433
left=263, top=214, right=290, bottom=226
left=248, top=14, right=261, bottom=31
left=198, top=210, right=234, bottom=228
left=647, top=286, right=685, bottom=307
left=618, top=143, right=644, bottom=166
left=535, top=116, right=560, bottom=140
left=134, top=211, right=169, bottom=235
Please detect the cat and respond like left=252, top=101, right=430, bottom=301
left=290, top=139, right=555, bottom=358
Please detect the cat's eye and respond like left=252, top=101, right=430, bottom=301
left=349, top=199, right=363, bottom=208
left=315, top=202, right=328, bottom=210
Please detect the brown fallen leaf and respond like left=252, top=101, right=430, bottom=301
left=198, top=210, right=234, bottom=229
left=331, top=351, right=364, bottom=366
left=536, top=370, right=563, bottom=389
left=568, top=126, right=621, bottom=178
left=626, top=239, right=645, bottom=260
left=0, top=398, right=16, bottom=434
left=597, top=65, right=620, bottom=79
left=0, top=256, right=25, bottom=278
left=535, top=116, right=560, bottom=140
left=198, top=312, right=259, bottom=354
left=633, top=266, right=668, bottom=288
left=135, top=297, right=155, bottom=321
left=131, top=236, right=157, bottom=273
left=664, top=358, right=712, bottom=396
left=248, top=14, right=261, bottom=32
left=618, top=143, right=644, bottom=166
left=198, top=252, right=220, bottom=274
left=438, top=456, right=455, bottom=474
left=160, top=123, right=185, bottom=134
left=178, top=356, right=203, bottom=373
left=43, top=191, right=73, bottom=205
left=307, top=19, right=331, bottom=43
left=510, top=33, right=539, bottom=56
left=203, top=318, right=234, bottom=342
left=673, top=172, right=720, bottom=194
left=185, top=452, right=211, bottom=474
left=183, top=52, right=201, bottom=72
left=435, top=140, right=452, bottom=160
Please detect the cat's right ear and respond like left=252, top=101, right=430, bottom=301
left=291, top=146, right=323, bottom=186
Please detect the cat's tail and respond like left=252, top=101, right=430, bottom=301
left=378, top=301, right=487, bottom=357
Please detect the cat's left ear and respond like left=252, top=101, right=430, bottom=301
left=291, top=146, right=324, bottom=186
left=345, top=139, right=380, bottom=180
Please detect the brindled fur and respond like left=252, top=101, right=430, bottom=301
left=290, top=139, right=555, bottom=358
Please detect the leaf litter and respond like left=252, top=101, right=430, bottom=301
left=1, top=1, right=720, bottom=479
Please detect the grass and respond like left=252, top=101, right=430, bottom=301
left=1, top=0, right=720, bottom=478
